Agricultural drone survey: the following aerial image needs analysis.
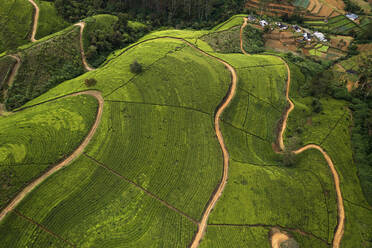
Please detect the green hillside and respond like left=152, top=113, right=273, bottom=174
left=0, top=14, right=371, bottom=248
left=0, top=95, right=98, bottom=210
left=2, top=24, right=84, bottom=110
left=0, top=0, right=67, bottom=53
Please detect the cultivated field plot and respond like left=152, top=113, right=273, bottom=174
left=0, top=95, right=98, bottom=210
left=201, top=54, right=339, bottom=245
left=0, top=36, right=231, bottom=247
left=305, top=15, right=362, bottom=35
left=0, top=0, right=34, bottom=52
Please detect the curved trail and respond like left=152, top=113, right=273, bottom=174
left=238, top=17, right=344, bottom=248
left=240, top=17, right=249, bottom=55
left=27, top=0, right=39, bottom=42
left=277, top=60, right=345, bottom=248
left=188, top=44, right=237, bottom=248
left=0, top=90, right=103, bottom=222
left=75, top=22, right=95, bottom=71
left=0, top=55, right=21, bottom=114
left=26, top=0, right=93, bottom=71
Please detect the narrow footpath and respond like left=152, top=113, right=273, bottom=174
left=27, top=0, right=39, bottom=42
left=240, top=17, right=249, bottom=55
left=0, top=55, right=21, bottom=115
left=0, top=90, right=104, bottom=222
left=75, top=22, right=95, bottom=71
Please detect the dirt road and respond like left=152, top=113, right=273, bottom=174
left=240, top=17, right=249, bottom=55
left=180, top=41, right=237, bottom=248
left=0, top=55, right=21, bottom=114
left=271, top=228, right=290, bottom=248
left=75, top=22, right=95, bottom=71
left=27, top=0, right=39, bottom=42
left=276, top=58, right=345, bottom=248
left=0, top=90, right=103, bottom=222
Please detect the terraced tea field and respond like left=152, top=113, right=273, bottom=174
left=0, top=12, right=371, bottom=248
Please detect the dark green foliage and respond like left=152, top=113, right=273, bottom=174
left=54, top=0, right=247, bottom=28
left=202, top=24, right=264, bottom=54
left=83, top=15, right=149, bottom=67
left=130, top=60, right=142, bottom=74
left=349, top=100, right=372, bottom=205
left=243, top=24, right=265, bottom=53
left=312, top=98, right=323, bottom=113
left=281, top=238, right=300, bottom=248
left=343, top=0, right=364, bottom=14
left=84, top=78, right=97, bottom=87
left=5, top=27, right=84, bottom=110
left=281, top=151, right=298, bottom=167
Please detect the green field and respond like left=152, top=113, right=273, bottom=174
left=211, top=14, right=246, bottom=32
left=0, top=95, right=98, bottom=210
left=0, top=14, right=371, bottom=247
left=0, top=36, right=231, bottom=246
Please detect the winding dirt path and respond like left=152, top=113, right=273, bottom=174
left=189, top=44, right=237, bottom=248
left=240, top=17, right=249, bottom=55
left=238, top=17, right=344, bottom=248
left=75, top=22, right=95, bottom=71
left=26, top=0, right=93, bottom=72
left=0, top=90, right=103, bottom=222
left=27, top=0, right=39, bottom=42
left=277, top=60, right=345, bottom=248
left=0, top=55, right=21, bottom=114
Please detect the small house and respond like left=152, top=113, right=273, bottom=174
left=314, top=31, right=327, bottom=42
left=260, top=20, right=268, bottom=27
left=346, top=13, right=358, bottom=21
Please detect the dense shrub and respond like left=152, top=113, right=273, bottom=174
left=130, top=60, right=142, bottom=74
left=85, top=78, right=97, bottom=87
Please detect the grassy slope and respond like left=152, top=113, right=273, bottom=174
left=0, top=37, right=231, bottom=247
left=0, top=0, right=69, bottom=53
left=5, top=25, right=84, bottom=110
left=202, top=53, right=338, bottom=246
left=1, top=14, right=371, bottom=247
left=0, top=95, right=98, bottom=210
left=285, top=61, right=372, bottom=247
left=0, top=0, right=34, bottom=52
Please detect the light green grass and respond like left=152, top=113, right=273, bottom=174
left=211, top=14, right=246, bottom=32
left=128, top=20, right=147, bottom=30
left=0, top=36, right=232, bottom=246
left=0, top=95, right=98, bottom=210
left=0, top=156, right=196, bottom=247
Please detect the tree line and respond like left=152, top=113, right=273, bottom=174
left=53, top=0, right=246, bottom=28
